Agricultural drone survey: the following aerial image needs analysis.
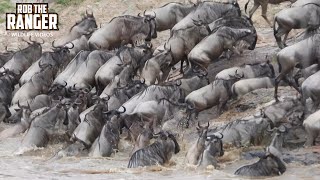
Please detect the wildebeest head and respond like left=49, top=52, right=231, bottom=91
left=196, top=122, right=209, bottom=140
left=249, top=60, right=275, bottom=78
left=141, top=11, right=157, bottom=40
left=154, top=131, right=180, bottom=154
left=206, top=132, right=224, bottom=157
left=69, top=10, right=97, bottom=34
left=220, top=1, right=241, bottom=18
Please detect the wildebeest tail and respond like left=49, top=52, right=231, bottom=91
left=276, top=54, right=282, bottom=73
left=231, top=84, right=237, bottom=99
left=244, top=0, right=251, bottom=14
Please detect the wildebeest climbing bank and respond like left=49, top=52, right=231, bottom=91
left=0, top=0, right=320, bottom=179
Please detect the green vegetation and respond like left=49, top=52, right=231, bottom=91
left=57, top=0, right=85, bottom=6
left=0, top=0, right=14, bottom=24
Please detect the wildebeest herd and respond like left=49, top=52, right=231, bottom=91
left=0, top=0, right=320, bottom=177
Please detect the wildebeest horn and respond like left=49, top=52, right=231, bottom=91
left=143, top=10, right=147, bottom=16
left=140, top=78, right=145, bottom=84
left=38, top=37, right=45, bottom=44
left=117, top=106, right=126, bottom=113
left=103, top=94, right=110, bottom=101
left=22, top=38, right=31, bottom=44
left=137, top=12, right=142, bottom=17
left=214, top=132, right=223, bottom=139
left=278, top=125, right=286, bottom=133
left=62, top=81, right=68, bottom=87
left=176, top=80, right=182, bottom=86
left=197, top=122, right=201, bottom=129
left=266, top=124, right=275, bottom=132
left=67, top=42, right=74, bottom=49
left=27, top=102, right=31, bottom=110
left=151, top=11, right=156, bottom=19
left=206, top=122, right=209, bottom=128
left=17, top=100, right=21, bottom=108
left=52, top=40, right=60, bottom=48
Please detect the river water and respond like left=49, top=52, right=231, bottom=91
left=0, top=128, right=319, bottom=180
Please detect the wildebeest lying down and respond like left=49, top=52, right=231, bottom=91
left=188, top=26, right=253, bottom=71
left=303, top=109, right=320, bottom=146
left=234, top=147, right=286, bottom=176
left=273, top=2, right=320, bottom=48
left=215, top=61, right=275, bottom=80
left=128, top=131, right=180, bottom=168
left=231, top=77, right=275, bottom=98
left=88, top=14, right=157, bottom=50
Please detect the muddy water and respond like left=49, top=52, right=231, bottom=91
left=0, top=130, right=319, bottom=180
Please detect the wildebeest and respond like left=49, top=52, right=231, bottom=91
left=0, top=47, right=15, bottom=67
left=301, top=70, right=320, bottom=110
left=245, top=0, right=297, bottom=27
left=96, top=45, right=152, bottom=92
left=262, top=97, right=304, bottom=126
left=89, top=112, right=124, bottom=157
left=53, top=50, right=91, bottom=86
left=66, top=50, right=114, bottom=89
left=273, top=2, right=320, bottom=48
left=0, top=99, right=10, bottom=122
left=19, top=44, right=72, bottom=85
left=130, top=126, right=153, bottom=156
left=303, top=109, right=320, bottom=146
left=234, top=146, right=286, bottom=176
left=128, top=131, right=180, bottom=168
left=19, top=103, right=66, bottom=152
left=11, top=63, right=56, bottom=105
left=185, top=74, right=243, bottom=115
left=293, top=64, right=318, bottom=85
left=53, top=11, right=97, bottom=47
left=185, top=122, right=209, bottom=165
left=0, top=70, right=19, bottom=106
left=1, top=37, right=43, bottom=78
left=209, top=115, right=271, bottom=147
left=88, top=14, right=157, bottom=50
left=231, top=77, right=275, bottom=98
left=144, top=2, right=196, bottom=31
left=187, top=26, right=254, bottom=71
left=172, top=1, right=241, bottom=31
left=274, top=34, right=320, bottom=101
left=120, top=82, right=185, bottom=115
left=215, top=61, right=275, bottom=80
left=199, top=133, right=224, bottom=168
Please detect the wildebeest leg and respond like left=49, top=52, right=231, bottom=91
left=261, top=4, right=272, bottom=28
left=282, top=30, right=291, bottom=47
left=218, top=100, right=228, bottom=115
left=248, top=3, right=260, bottom=19
left=274, top=74, right=283, bottom=102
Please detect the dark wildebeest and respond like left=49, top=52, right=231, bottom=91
left=130, top=126, right=153, bottom=156
left=303, top=109, right=320, bottom=146
left=274, top=34, right=320, bottom=101
left=88, top=14, right=157, bottom=50
left=0, top=99, right=10, bottom=122
left=0, top=47, right=15, bottom=67
left=128, top=131, right=180, bottom=168
left=215, top=61, right=275, bottom=80
left=144, top=2, right=196, bottom=31
left=12, top=63, right=56, bottom=105
left=245, top=0, right=297, bottom=27
left=19, top=43, right=73, bottom=85
left=199, top=133, right=224, bottom=168
left=1, top=37, right=43, bottom=79
left=273, top=2, right=320, bottom=48
left=18, top=103, right=66, bottom=154
left=187, top=26, right=254, bottom=72
left=234, top=147, right=286, bottom=176
left=0, top=70, right=20, bottom=106
left=89, top=111, right=125, bottom=157
left=53, top=10, right=97, bottom=47
left=171, top=1, right=241, bottom=31
left=185, top=122, right=209, bottom=165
